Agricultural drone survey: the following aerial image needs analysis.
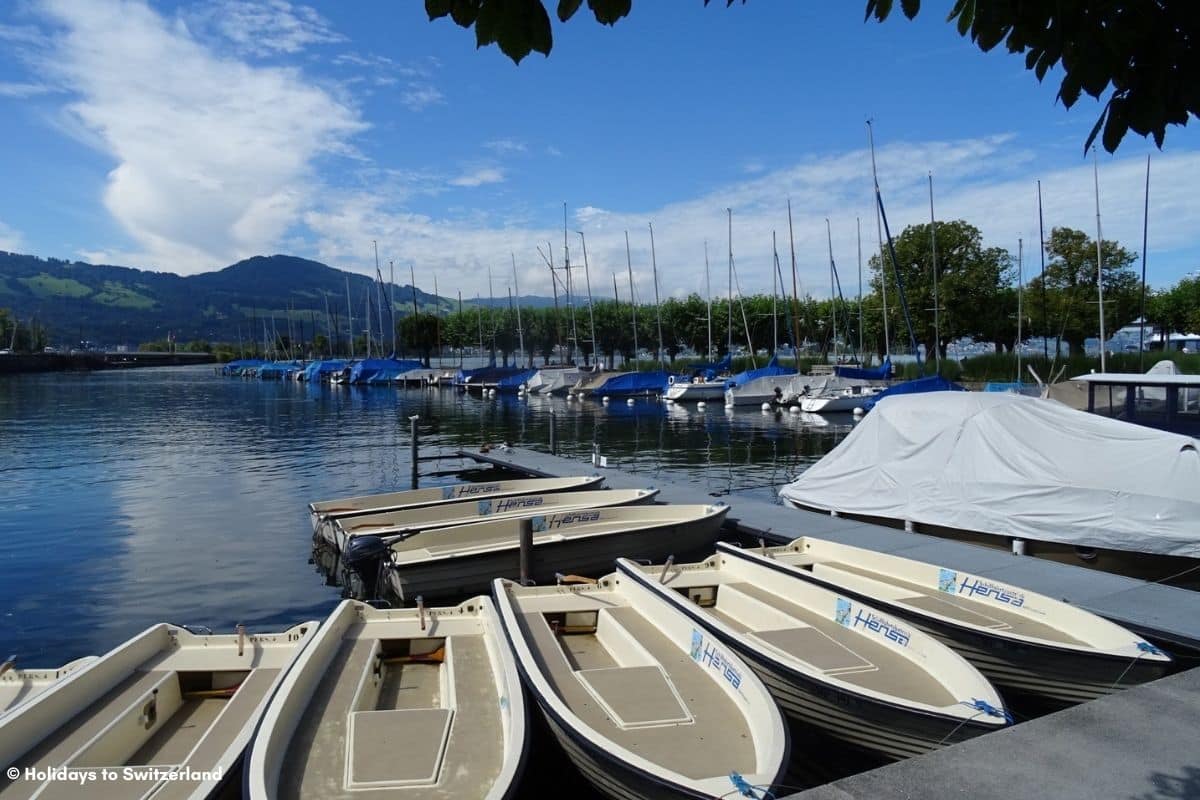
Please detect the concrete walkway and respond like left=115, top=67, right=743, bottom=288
left=785, top=665, right=1200, bottom=800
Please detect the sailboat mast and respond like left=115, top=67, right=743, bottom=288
left=488, top=267, right=497, bottom=362
left=625, top=231, right=639, bottom=368
left=1037, top=181, right=1048, bottom=360
left=1139, top=155, right=1151, bottom=370
left=787, top=199, right=801, bottom=361
left=512, top=253, right=526, bottom=367
left=564, top=204, right=579, bottom=365
left=577, top=231, right=597, bottom=369
left=373, top=241, right=385, bottom=352
left=390, top=260, right=397, bottom=356
left=857, top=217, right=864, bottom=358
left=1017, top=238, right=1024, bottom=382
left=727, top=209, right=734, bottom=356
left=649, top=223, right=665, bottom=370
left=867, top=119, right=918, bottom=363
left=457, top=290, right=463, bottom=367
left=825, top=219, right=838, bottom=363
left=345, top=275, right=354, bottom=359
left=433, top=275, right=441, bottom=367
left=704, top=241, right=713, bottom=360
left=928, top=172, right=940, bottom=373
left=1092, top=149, right=1107, bottom=373
left=772, top=231, right=778, bottom=356
left=868, top=124, right=890, bottom=360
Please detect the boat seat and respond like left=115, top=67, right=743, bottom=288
left=575, top=666, right=691, bottom=728
left=751, top=627, right=874, bottom=675
left=348, top=708, right=453, bottom=786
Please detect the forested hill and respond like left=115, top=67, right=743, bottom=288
left=0, top=251, right=552, bottom=347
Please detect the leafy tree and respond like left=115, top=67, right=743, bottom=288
left=1027, top=227, right=1138, bottom=356
left=1149, top=276, right=1200, bottom=345
left=867, top=1, right=1198, bottom=153
left=868, top=220, right=1013, bottom=360
left=399, top=312, right=443, bottom=366
left=427, top=0, right=1198, bottom=153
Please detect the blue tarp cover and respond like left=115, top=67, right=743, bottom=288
left=349, top=358, right=423, bottom=384
left=303, top=359, right=346, bottom=381
left=589, top=370, right=674, bottom=397
left=727, top=356, right=795, bottom=388
left=861, top=374, right=965, bottom=411
left=834, top=357, right=892, bottom=381
left=496, top=369, right=540, bottom=392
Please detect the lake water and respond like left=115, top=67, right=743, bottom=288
left=0, top=364, right=854, bottom=664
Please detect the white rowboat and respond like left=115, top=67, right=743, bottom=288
left=493, top=574, right=787, bottom=799
left=309, top=476, right=605, bottom=534
left=0, top=622, right=316, bottom=800
left=246, top=598, right=525, bottom=800
left=717, top=538, right=1172, bottom=703
left=619, top=554, right=1007, bottom=760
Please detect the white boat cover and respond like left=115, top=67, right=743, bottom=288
left=779, top=392, right=1200, bottom=557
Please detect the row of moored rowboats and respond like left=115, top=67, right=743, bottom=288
left=0, top=477, right=1172, bottom=799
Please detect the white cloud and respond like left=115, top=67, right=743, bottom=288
left=0, top=81, right=55, bottom=97
left=32, top=0, right=365, bottom=274
left=191, top=0, right=343, bottom=56
left=484, top=138, right=527, bottom=155
left=399, top=82, right=443, bottom=111
left=306, top=135, right=1200, bottom=303
left=0, top=220, right=23, bottom=252
left=449, top=166, right=505, bottom=188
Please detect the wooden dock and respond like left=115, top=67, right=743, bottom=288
left=461, top=445, right=1200, bottom=653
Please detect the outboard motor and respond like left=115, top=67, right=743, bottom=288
left=341, top=534, right=390, bottom=600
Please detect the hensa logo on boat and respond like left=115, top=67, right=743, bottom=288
left=837, top=598, right=910, bottom=646
left=536, top=510, right=601, bottom=529
left=444, top=483, right=503, bottom=500
left=958, top=576, right=1026, bottom=608
left=483, top=496, right=545, bottom=514
left=690, top=629, right=743, bottom=690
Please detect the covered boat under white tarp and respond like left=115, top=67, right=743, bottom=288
left=779, top=392, right=1200, bottom=557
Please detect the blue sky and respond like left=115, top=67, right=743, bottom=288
left=0, top=0, right=1197, bottom=303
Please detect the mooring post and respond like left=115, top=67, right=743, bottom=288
left=549, top=408, right=557, bottom=456
left=409, top=415, right=420, bottom=489
left=519, top=517, right=533, bottom=585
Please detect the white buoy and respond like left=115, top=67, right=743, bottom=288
left=697, top=401, right=706, bottom=410
left=626, top=398, right=635, bottom=406
left=853, top=407, right=865, bottom=417
left=789, top=405, right=801, bottom=414
left=761, top=402, right=771, bottom=411
left=602, top=396, right=610, bottom=404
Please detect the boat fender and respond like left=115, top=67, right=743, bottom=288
left=668, top=375, right=676, bottom=385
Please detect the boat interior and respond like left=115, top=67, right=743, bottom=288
left=0, top=624, right=311, bottom=800
left=277, top=614, right=507, bottom=799
left=510, top=588, right=759, bottom=781
left=765, top=539, right=1119, bottom=650
left=630, top=559, right=972, bottom=711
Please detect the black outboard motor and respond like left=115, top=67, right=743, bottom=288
left=341, top=534, right=390, bottom=600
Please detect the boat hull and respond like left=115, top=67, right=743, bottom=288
left=664, top=381, right=727, bottom=402
left=386, top=514, right=724, bottom=603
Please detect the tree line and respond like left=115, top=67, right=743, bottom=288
left=138, top=219, right=1198, bottom=367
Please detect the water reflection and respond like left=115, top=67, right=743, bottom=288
left=0, top=366, right=853, bottom=662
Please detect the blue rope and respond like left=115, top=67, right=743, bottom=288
left=728, top=771, right=774, bottom=799
left=1137, top=641, right=1166, bottom=656
left=961, top=698, right=1014, bottom=724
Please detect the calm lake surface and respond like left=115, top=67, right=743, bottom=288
left=0, top=364, right=854, bottom=663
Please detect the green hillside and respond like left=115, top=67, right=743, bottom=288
left=0, top=251, right=552, bottom=348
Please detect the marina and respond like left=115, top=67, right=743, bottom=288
left=3, top=365, right=1199, bottom=799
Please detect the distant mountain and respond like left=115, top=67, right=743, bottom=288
left=0, top=251, right=555, bottom=347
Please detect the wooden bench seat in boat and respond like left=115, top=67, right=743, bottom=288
left=278, top=630, right=502, bottom=799
left=5, top=667, right=278, bottom=800
left=517, top=604, right=757, bottom=780
left=716, top=581, right=958, bottom=708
